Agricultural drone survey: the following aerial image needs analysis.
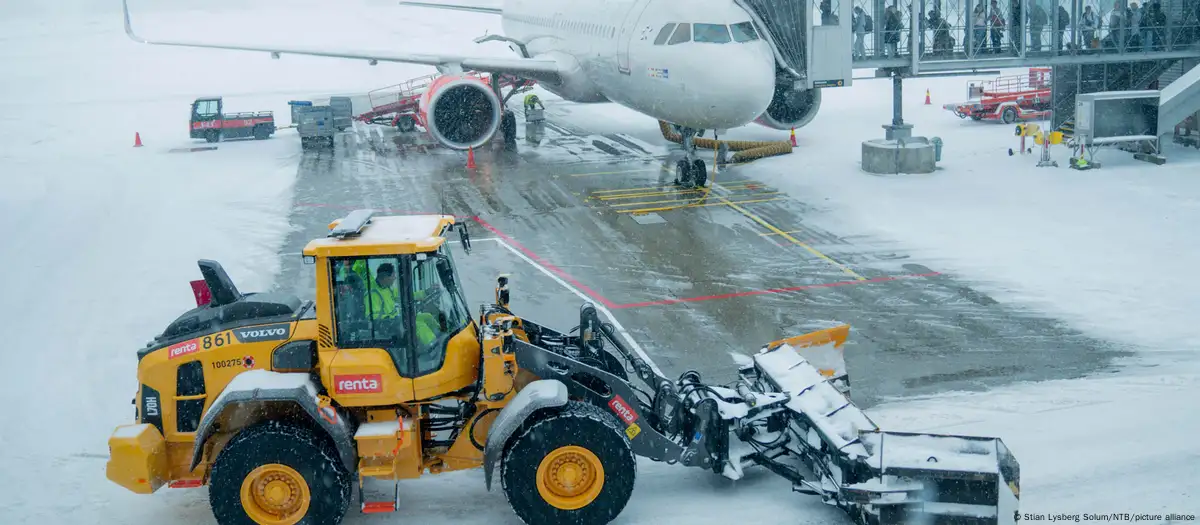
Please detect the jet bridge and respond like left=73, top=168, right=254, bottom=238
left=735, top=0, right=854, bottom=89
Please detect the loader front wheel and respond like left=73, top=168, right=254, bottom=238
left=208, top=421, right=351, bottom=525
left=501, top=401, right=635, bottom=525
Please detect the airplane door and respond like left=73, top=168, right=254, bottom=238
left=617, top=0, right=653, bottom=75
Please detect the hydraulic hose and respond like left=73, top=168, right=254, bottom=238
left=658, top=121, right=794, bottom=163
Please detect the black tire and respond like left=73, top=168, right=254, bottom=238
left=501, top=401, right=636, bottom=525
left=205, top=130, right=220, bottom=143
left=501, top=110, right=518, bottom=144
left=691, top=159, right=707, bottom=187
left=396, top=115, right=416, bottom=133
left=1001, top=107, right=1018, bottom=124
left=253, top=126, right=269, bottom=140
left=208, top=421, right=351, bottom=525
left=326, top=136, right=335, bottom=149
left=675, top=159, right=692, bottom=187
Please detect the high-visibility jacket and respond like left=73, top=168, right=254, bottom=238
left=337, top=260, right=369, bottom=283
left=365, top=286, right=399, bottom=319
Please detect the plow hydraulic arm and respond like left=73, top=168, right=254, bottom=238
left=513, top=303, right=1021, bottom=525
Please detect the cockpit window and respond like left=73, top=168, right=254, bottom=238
left=654, top=23, right=677, bottom=45
left=730, top=22, right=759, bottom=42
left=667, top=23, right=691, bottom=45
left=693, top=23, right=732, bottom=43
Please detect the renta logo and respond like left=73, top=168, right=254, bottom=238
left=168, top=339, right=200, bottom=359
left=608, top=395, right=639, bottom=425
left=334, top=374, right=383, bottom=394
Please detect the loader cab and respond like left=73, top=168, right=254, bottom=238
left=190, top=97, right=222, bottom=140
left=303, top=210, right=478, bottom=405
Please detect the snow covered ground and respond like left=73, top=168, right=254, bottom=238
left=2, top=0, right=1198, bottom=523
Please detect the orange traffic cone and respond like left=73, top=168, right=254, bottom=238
left=924, top=89, right=931, bottom=105
left=466, top=147, right=477, bottom=169
left=789, top=128, right=797, bottom=147
left=133, top=132, right=143, bottom=147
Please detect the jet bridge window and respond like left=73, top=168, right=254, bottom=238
left=667, top=23, right=691, bottom=45
left=653, top=23, right=677, bottom=45
left=730, top=21, right=760, bottom=42
left=693, top=23, right=732, bottom=43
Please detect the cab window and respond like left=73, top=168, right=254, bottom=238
left=668, top=23, right=691, bottom=45
left=693, top=23, right=732, bottom=43
left=193, top=100, right=218, bottom=116
left=409, top=246, right=471, bottom=375
left=331, top=255, right=412, bottom=376
left=653, top=23, right=677, bottom=45
left=730, top=22, right=759, bottom=42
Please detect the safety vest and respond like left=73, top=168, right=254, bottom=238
left=337, top=260, right=369, bottom=283
left=366, top=286, right=399, bottom=319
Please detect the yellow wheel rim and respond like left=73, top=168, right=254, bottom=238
left=239, top=463, right=311, bottom=525
left=535, top=445, right=605, bottom=510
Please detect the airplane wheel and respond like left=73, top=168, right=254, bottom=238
left=675, top=159, right=692, bottom=187
left=691, top=160, right=707, bottom=187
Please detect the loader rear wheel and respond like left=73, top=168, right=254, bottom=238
left=208, top=421, right=351, bottom=525
left=501, top=401, right=635, bottom=525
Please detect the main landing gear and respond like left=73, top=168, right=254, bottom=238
left=672, top=126, right=708, bottom=189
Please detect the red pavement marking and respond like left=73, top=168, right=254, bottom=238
left=470, top=216, right=621, bottom=309
left=298, top=203, right=940, bottom=310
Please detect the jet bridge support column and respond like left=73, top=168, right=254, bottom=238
left=862, top=69, right=937, bottom=174
left=884, top=71, right=913, bottom=140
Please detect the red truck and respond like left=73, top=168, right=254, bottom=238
left=190, top=96, right=276, bottom=143
left=943, top=68, right=1053, bottom=124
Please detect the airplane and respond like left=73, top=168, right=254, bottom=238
left=120, top=0, right=841, bottom=187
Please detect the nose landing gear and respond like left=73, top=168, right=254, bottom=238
left=672, top=126, right=708, bottom=189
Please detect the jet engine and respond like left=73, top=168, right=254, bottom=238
left=754, top=82, right=822, bottom=130
left=417, top=74, right=502, bottom=150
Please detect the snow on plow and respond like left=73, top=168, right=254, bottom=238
left=714, top=325, right=1020, bottom=524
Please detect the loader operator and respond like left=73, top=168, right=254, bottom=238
left=364, top=263, right=438, bottom=346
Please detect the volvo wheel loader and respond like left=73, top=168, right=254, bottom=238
left=106, top=209, right=1022, bottom=525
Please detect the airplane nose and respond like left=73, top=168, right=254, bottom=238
left=703, top=45, right=775, bottom=128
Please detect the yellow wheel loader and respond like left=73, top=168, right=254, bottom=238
left=106, top=209, right=1021, bottom=525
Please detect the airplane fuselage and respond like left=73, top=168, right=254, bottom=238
left=501, top=0, right=777, bottom=130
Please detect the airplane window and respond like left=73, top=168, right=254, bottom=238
left=814, top=0, right=840, bottom=26
left=730, top=21, right=759, bottom=42
left=693, top=23, right=732, bottom=43
left=667, top=23, right=691, bottom=45
left=653, top=23, right=676, bottom=45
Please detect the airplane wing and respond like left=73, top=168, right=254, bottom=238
left=121, top=0, right=560, bottom=84
left=397, top=1, right=503, bottom=15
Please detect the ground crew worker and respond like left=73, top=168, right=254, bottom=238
left=523, top=93, right=544, bottom=114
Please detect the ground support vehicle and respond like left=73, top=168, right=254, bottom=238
left=296, top=105, right=335, bottom=150
left=944, top=68, right=1053, bottom=124
left=190, top=96, right=276, bottom=143
left=106, top=210, right=1020, bottom=525
left=330, top=96, right=353, bottom=131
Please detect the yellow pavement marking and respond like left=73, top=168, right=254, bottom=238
left=713, top=192, right=864, bottom=281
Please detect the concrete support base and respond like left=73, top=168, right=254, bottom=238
left=861, top=137, right=937, bottom=174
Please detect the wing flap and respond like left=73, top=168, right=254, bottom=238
left=397, top=1, right=504, bottom=15
left=121, top=0, right=560, bottom=83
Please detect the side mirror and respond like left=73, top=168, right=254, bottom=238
left=457, top=223, right=472, bottom=254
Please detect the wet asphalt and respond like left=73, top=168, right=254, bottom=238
left=269, top=97, right=1130, bottom=408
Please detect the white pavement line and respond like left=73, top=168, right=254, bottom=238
left=492, top=237, right=667, bottom=378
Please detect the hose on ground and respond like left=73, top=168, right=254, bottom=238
left=657, top=121, right=793, bottom=163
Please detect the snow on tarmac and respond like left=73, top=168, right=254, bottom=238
left=3, top=0, right=1198, bottom=522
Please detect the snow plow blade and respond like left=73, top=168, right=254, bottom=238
left=734, top=334, right=1020, bottom=524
